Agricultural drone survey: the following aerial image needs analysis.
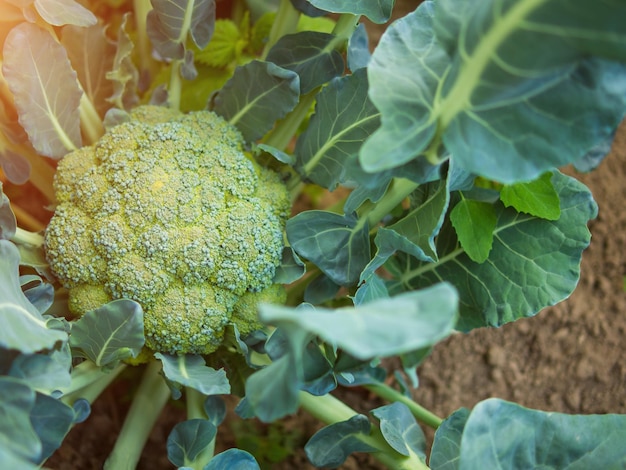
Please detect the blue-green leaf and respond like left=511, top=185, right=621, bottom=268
left=295, top=69, right=380, bottom=190
left=358, top=178, right=450, bottom=290
left=213, top=60, right=300, bottom=142
left=360, top=2, right=447, bottom=172
left=363, top=0, right=626, bottom=183
left=205, top=448, right=260, bottom=470
left=0, top=182, right=16, bottom=240
left=429, top=408, right=469, bottom=470
left=20, top=275, right=54, bottom=314
left=0, top=378, right=40, bottom=462
left=274, top=246, right=306, bottom=284
left=449, top=198, right=497, bottom=264
left=458, top=399, right=626, bottom=469
left=347, top=23, right=370, bottom=71
left=392, top=172, right=597, bottom=331
left=30, top=393, right=75, bottom=462
left=0, top=240, right=67, bottom=353
left=166, top=419, right=217, bottom=467
left=306, top=0, right=394, bottom=23
left=304, top=414, right=377, bottom=468
left=287, top=210, right=370, bottom=286
left=500, top=172, right=561, bottom=220
left=203, top=395, right=226, bottom=427
left=259, top=283, right=458, bottom=360
left=7, top=354, right=71, bottom=393
left=371, top=402, right=426, bottom=459
left=70, top=299, right=145, bottom=367
left=156, top=354, right=230, bottom=398
left=266, top=31, right=345, bottom=94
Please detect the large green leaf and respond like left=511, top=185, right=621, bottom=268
left=33, top=0, right=96, bottom=27
left=259, top=283, right=458, bottom=360
left=166, top=419, right=217, bottom=468
left=295, top=68, right=380, bottom=189
left=286, top=210, right=370, bottom=286
left=307, top=0, right=395, bottom=23
left=70, top=300, right=145, bottom=368
left=457, top=399, right=626, bottom=469
left=429, top=408, right=469, bottom=470
left=371, top=402, right=426, bottom=459
left=2, top=23, right=82, bottom=159
left=0, top=378, right=40, bottom=462
left=360, top=2, right=448, bottom=174
left=266, top=31, right=345, bottom=94
left=213, top=60, right=300, bottom=142
left=391, top=172, right=597, bottom=331
left=0, top=241, right=67, bottom=353
left=362, top=0, right=626, bottom=183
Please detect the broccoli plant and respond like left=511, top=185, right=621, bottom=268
left=1, top=0, right=625, bottom=469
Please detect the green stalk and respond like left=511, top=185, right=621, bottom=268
left=299, top=391, right=429, bottom=470
left=78, top=92, right=105, bottom=145
left=365, top=383, right=443, bottom=429
left=354, top=177, right=420, bottom=231
left=185, top=388, right=216, bottom=469
left=133, top=0, right=154, bottom=74
left=60, top=361, right=127, bottom=406
left=11, top=227, right=44, bottom=247
left=264, top=88, right=318, bottom=152
left=104, top=361, right=171, bottom=470
left=261, top=0, right=300, bottom=59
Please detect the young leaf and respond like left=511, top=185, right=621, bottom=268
left=306, top=0, right=394, bottom=23
left=0, top=149, right=30, bottom=184
left=205, top=448, right=260, bottom=470
left=286, top=210, right=370, bottom=286
left=20, top=275, right=54, bottom=314
left=212, top=60, right=300, bottom=142
left=69, top=300, right=145, bottom=367
left=2, top=23, right=82, bottom=159
left=33, top=0, right=97, bottom=27
left=429, top=408, right=469, bottom=470
left=304, top=414, right=377, bottom=468
left=449, top=198, right=497, bottom=264
left=155, top=353, right=230, bottom=397
left=458, top=399, right=626, bottom=468
left=0, top=182, right=17, bottom=240
left=259, top=283, right=458, bottom=360
left=203, top=395, right=226, bottom=426
left=166, top=419, right=217, bottom=467
left=61, top=24, right=116, bottom=118
left=295, top=68, right=380, bottom=189
left=393, top=172, right=598, bottom=331
left=0, top=240, right=67, bottom=353
left=371, top=402, right=426, bottom=459
left=266, top=31, right=345, bottom=94
left=500, top=172, right=561, bottom=220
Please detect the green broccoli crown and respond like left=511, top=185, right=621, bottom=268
left=45, top=105, right=290, bottom=355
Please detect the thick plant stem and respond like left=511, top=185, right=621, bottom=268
left=104, top=361, right=171, bottom=470
left=299, top=392, right=429, bottom=470
left=12, top=227, right=44, bottom=247
left=60, top=361, right=127, bottom=406
left=185, top=388, right=216, bottom=469
left=365, top=383, right=443, bottom=429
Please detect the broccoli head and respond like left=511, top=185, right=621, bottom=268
left=45, top=105, right=290, bottom=355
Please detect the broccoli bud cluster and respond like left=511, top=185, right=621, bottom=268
left=45, top=106, right=290, bottom=355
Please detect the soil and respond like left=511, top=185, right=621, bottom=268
left=41, top=2, right=626, bottom=468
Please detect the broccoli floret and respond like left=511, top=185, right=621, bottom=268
left=45, top=105, right=290, bottom=355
